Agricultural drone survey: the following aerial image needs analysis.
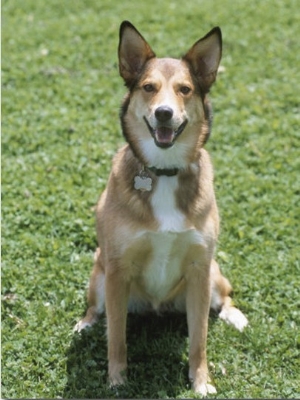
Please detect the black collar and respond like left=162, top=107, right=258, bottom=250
left=147, top=166, right=179, bottom=177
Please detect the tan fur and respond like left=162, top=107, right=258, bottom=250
left=75, top=21, right=248, bottom=396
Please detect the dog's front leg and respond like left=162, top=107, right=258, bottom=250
left=105, top=268, right=129, bottom=386
left=186, top=264, right=217, bottom=396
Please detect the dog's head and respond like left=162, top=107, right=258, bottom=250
left=119, top=21, right=222, bottom=168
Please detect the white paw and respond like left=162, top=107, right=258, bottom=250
left=73, top=319, right=92, bottom=332
left=109, top=376, right=126, bottom=387
left=219, top=306, right=248, bottom=332
left=109, top=371, right=127, bottom=387
left=194, top=382, right=217, bottom=396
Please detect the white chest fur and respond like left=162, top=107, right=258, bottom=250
left=151, top=176, right=185, bottom=231
left=144, top=231, right=182, bottom=307
left=139, top=176, right=204, bottom=308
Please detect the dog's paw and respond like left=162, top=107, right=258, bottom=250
left=190, top=372, right=217, bottom=397
left=109, top=371, right=127, bottom=387
left=219, top=306, right=248, bottom=332
left=193, top=382, right=217, bottom=396
left=73, top=319, right=92, bottom=333
left=73, top=307, right=101, bottom=333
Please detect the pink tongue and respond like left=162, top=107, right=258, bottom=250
left=155, top=127, right=174, bottom=143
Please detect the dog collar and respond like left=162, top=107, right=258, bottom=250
left=133, top=166, right=179, bottom=192
left=147, top=166, right=179, bottom=177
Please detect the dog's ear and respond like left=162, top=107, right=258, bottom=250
left=183, top=27, right=222, bottom=92
left=118, top=21, right=156, bottom=87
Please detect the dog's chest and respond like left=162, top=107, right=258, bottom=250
left=133, top=176, right=204, bottom=306
left=151, top=176, right=185, bottom=231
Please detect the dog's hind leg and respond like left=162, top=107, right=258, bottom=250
left=210, top=259, right=248, bottom=331
left=74, top=247, right=105, bottom=332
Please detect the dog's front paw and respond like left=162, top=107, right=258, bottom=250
left=109, top=370, right=127, bottom=387
left=193, top=381, right=217, bottom=396
left=190, top=369, right=217, bottom=397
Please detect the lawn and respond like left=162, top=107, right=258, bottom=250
left=2, top=0, right=300, bottom=398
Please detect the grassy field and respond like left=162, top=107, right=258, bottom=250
left=2, top=0, right=300, bottom=398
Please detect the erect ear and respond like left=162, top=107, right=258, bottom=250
left=118, top=21, right=156, bottom=87
left=183, top=27, right=222, bottom=92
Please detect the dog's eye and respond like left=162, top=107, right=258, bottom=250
left=143, top=84, right=155, bottom=93
left=180, top=86, right=191, bottom=95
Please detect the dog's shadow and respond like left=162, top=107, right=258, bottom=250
left=63, top=312, right=193, bottom=398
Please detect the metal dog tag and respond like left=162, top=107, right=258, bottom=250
left=134, top=173, right=152, bottom=192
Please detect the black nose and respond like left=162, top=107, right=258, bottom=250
left=155, top=106, right=173, bottom=122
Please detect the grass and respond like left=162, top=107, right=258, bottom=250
left=2, top=0, right=300, bottom=398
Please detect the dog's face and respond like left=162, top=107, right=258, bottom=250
left=119, top=21, right=222, bottom=168
left=126, top=57, right=197, bottom=149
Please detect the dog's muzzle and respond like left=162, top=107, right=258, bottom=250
left=143, top=114, right=188, bottom=149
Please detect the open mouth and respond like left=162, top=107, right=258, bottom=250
left=143, top=117, right=188, bottom=149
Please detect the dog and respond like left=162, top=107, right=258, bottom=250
left=75, top=20, right=248, bottom=396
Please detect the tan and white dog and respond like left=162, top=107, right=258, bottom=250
left=75, top=21, right=248, bottom=396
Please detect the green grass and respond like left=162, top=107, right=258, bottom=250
left=2, top=0, right=300, bottom=398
